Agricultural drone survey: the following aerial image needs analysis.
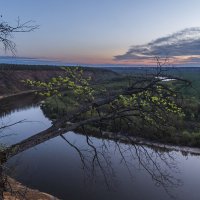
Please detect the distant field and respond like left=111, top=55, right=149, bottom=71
left=108, top=66, right=200, bottom=98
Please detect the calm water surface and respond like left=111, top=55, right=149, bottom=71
left=0, top=96, right=200, bottom=200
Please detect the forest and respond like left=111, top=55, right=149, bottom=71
left=1, top=1, right=200, bottom=199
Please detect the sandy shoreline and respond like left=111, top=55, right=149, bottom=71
left=0, top=90, right=36, bottom=101
left=4, top=177, right=60, bottom=200
left=100, top=131, right=200, bottom=155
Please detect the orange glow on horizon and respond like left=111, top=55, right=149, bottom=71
left=32, top=54, right=200, bottom=66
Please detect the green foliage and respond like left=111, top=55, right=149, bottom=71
left=23, top=65, right=200, bottom=147
left=23, top=67, right=95, bottom=103
left=41, top=95, right=78, bottom=119
left=0, top=144, right=7, bottom=152
left=110, top=85, right=184, bottom=126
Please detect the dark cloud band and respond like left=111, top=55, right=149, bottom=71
left=114, top=27, right=200, bottom=61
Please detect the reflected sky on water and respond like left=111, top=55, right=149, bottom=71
left=1, top=97, right=200, bottom=200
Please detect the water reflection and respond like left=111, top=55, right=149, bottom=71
left=5, top=131, right=186, bottom=200
left=0, top=96, right=51, bottom=145
left=0, top=93, right=41, bottom=118
left=1, top=97, right=200, bottom=200
left=61, top=133, right=182, bottom=198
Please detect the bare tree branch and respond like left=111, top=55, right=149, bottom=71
left=0, top=17, right=39, bottom=54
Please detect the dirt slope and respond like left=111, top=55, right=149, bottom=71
left=0, top=69, right=65, bottom=95
left=0, top=64, right=118, bottom=95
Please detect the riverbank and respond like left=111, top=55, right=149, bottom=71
left=0, top=90, right=36, bottom=101
left=0, top=64, right=119, bottom=96
left=3, top=177, right=60, bottom=200
left=1, top=92, right=200, bottom=155
left=100, top=131, right=200, bottom=155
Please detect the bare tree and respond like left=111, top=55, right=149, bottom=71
left=0, top=16, right=38, bottom=199
left=0, top=16, right=39, bottom=54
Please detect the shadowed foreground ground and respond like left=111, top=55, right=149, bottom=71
left=3, top=177, right=59, bottom=200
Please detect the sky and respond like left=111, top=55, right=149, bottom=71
left=1, top=0, right=200, bottom=66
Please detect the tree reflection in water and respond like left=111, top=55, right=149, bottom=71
left=60, top=133, right=182, bottom=198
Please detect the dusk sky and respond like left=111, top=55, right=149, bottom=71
left=1, top=0, right=200, bottom=66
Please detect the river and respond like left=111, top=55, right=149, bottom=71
left=0, top=95, right=200, bottom=200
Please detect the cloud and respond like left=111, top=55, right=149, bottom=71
left=114, top=27, right=200, bottom=62
left=184, top=56, right=200, bottom=63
